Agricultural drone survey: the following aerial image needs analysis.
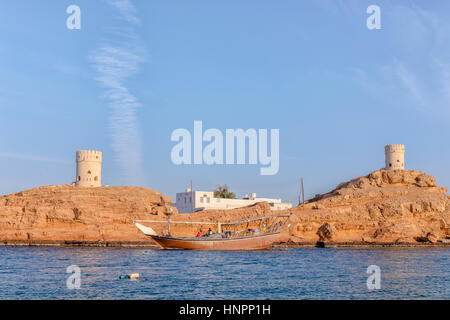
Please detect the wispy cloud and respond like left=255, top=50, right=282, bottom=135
left=316, top=1, right=450, bottom=116
left=352, top=2, right=450, bottom=116
left=90, top=0, right=146, bottom=185
left=314, top=0, right=362, bottom=15
left=435, top=59, right=450, bottom=104
left=382, top=58, right=427, bottom=109
left=108, top=0, right=141, bottom=24
left=0, top=152, right=70, bottom=164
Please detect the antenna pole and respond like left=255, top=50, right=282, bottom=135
left=298, top=179, right=302, bottom=206
left=301, top=177, right=305, bottom=205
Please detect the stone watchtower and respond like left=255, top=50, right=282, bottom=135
left=385, top=144, right=405, bottom=170
left=76, top=150, right=102, bottom=187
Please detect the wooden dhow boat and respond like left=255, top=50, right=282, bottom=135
left=133, top=214, right=290, bottom=251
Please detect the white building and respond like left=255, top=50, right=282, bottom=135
left=175, top=189, right=292, bottom=214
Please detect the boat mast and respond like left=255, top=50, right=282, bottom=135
left=167, top=215, right=171, bottom=237
left=167, top=207, right=173, bottom=237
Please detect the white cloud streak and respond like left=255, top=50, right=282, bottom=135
left=90, top=0, right=146, bottom=185
left=108, top=0, right=141, bottom=24
left=351, top=3, right=450, bottom=116
left=384, top=59, right=427, bottom=109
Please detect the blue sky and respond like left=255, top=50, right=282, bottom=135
left=1, top=0, right=449, bottom=204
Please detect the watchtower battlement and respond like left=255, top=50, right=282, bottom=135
left=76, top=150, right=102, bottom=162
left=385, top=144, right=405, bottom=154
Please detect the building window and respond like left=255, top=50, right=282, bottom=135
left=77, top=176, right=80, bottom=181
left=94, top=176, right=98, bottom=181
left=200, top=197, right=204, bottom=203
left=389, top=163, right=392, bottom=167
left=88, top=170, right=92, bottom=174
left=206, top=197, right=210, bottom=203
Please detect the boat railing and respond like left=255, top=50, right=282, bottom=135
left=134, top=212, right=291, bottom=238
left=134, top=213, right=290, bottom=226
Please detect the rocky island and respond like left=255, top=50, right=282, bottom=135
left=0, top=169, right=449, bottom=247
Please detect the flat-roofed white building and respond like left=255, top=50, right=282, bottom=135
left=175, top=189, right=292, bottom=214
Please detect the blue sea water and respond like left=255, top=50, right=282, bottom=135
left=0, top=247, right=448, bottom=300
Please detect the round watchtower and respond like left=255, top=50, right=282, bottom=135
left=385, top=144, right=405, bottom=170
left=76, top=150, right=102, bottom=187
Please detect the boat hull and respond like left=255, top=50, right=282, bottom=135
left=148, top=233, right=280, bottom=251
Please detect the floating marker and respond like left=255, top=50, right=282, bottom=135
left=119, top=273, right=140, bottom=280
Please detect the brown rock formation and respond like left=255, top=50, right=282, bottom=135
left=316, top=223, right=336, bottom=241
left=0, top=185, right=176, bottom=244
left=0, top=169, right=449, bottom=246
left=285, top=170, right=450, bottom=245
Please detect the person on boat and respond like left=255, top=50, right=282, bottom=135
left=196, top=232, right=201, bottom=238
left=207, top=228, right=213, bottom=236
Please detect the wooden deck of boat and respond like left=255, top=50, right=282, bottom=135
left=149, top=232, right=281, bottom=251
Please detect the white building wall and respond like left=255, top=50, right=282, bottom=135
left=175, top=191, right=292, bottom=214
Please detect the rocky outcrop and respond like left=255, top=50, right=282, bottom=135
left=285, top=170, right=450, bottom=245
left=0, top=185, right=176, bottom=244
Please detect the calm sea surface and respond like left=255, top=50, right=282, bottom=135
left=0, top=247, right=448, bottom=299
